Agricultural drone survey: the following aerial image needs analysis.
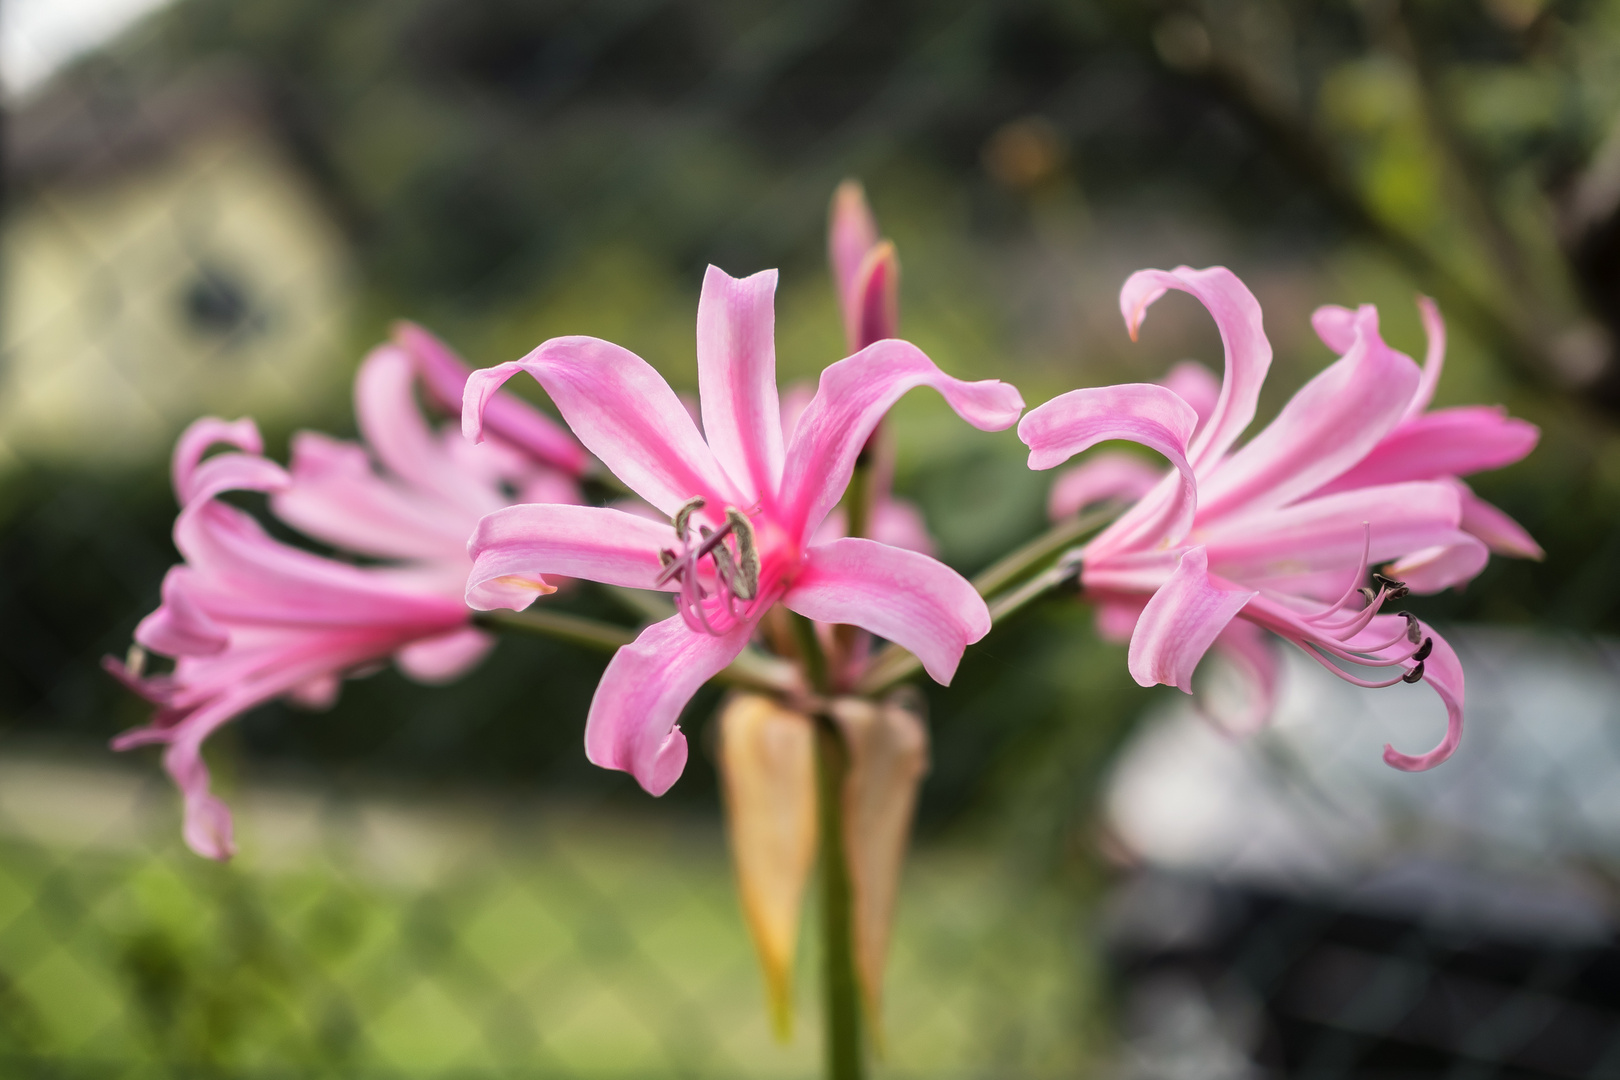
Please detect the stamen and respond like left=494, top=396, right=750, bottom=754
left=726, top=508, right=760, bottom=601
left=1373, top=572, right=1409, bottom=601
left=1405, top=612, right=1422, bottom=643
left=1412, top=637, right=1433, bottom=662
left=126, top=644, right=147, bottom=678
left=1402, top=662, right=1425, bottom=684
left=674, top=497, right=706, bottom=542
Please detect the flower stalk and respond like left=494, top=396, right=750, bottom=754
left=814, top=717, right=864, bottom=1080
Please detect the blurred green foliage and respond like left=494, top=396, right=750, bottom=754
left=0, top=799, right=1093, bottom=1077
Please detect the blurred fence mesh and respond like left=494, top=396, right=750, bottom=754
left=0, top=756, right=1089, bottom=1078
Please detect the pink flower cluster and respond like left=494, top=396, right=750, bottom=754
left=106, top=327, right=586, bottom=858
left=110, top=193, right=1539, bottom=859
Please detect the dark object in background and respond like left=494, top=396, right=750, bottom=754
left=1105, top=870, right=1620, bottom=1077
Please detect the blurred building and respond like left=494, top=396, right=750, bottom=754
left=0, top=66, right=354, bottom=473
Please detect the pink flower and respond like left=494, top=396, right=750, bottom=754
left=1020, top=266, right=1540, bottom=770
left=829, top=180, right=899, bottom=352
left=109, top=328, right=587, bottom=859
left=463, top=265, right=1025, bottom=795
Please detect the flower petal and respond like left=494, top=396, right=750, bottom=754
left=1047, top=451, right=1165, bottom=521
left=395, top=321, right=588, bottom=475
left=1120, top=266, right=1272, bottom=473
left=1199, top=480, right=1464, bottom=592
left=1315, top=406, right=1539, bottom=494
left=1455, top=481, right=1543, bottom=559
left=464, top=338, right=744, bottom=516
left=1195, top=313, right=1420, bottom=518
left=778, top=340, right=1023, bottom=543
left=1405, top=295, right=1446, bottom=420
left=1020, top=383, right=1198, bottom=553
left=1159, top=360, right=1220, bottom=433
left=1200, top=619, right=1279, bottom=737
left=1378, top=620, right=1464, bottom=771
left=697, top=265, right=785, bottom=504
left=172, top=417, right=262, bottom=504
left=847, top=242, right=900, bottom=352
left=783, top=538, right=989, bottom=685
left=1127, top=546, right=1256, bottom=693
left=395, top=627, right=497, bottom=683
left=1310, top=303, right=1365, bottom=354
left=829, top=180, right=881, bottom=345
left=585, top=615, right=755, bottom=795
left=465, top=503, right=677, bottom=610
left=1387, top=534, right=1490, bottom=593
left=136, top=568, right=229, bottom=657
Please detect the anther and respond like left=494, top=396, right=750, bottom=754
left=674, top=497, right=706, bottom=542
left=1359, top=586, right=1378, bottom=604
left=659, top=549, right=677, bottom=568
left=1412, top=637, right=1433, bottom=663
left=126, top=644, right=147, bottom=678
left=1374, top=572, right=1409, bottom=601
left=1403, top=613, right=1422, bottom=643
left=726, top=508, right=760, bottom=600
left=1402, top=662, right=1425, bottom=684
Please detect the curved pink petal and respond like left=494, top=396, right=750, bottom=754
left=1404, top=295, right=1446, bottom=420
left=466, top=503, right=678, bottom=610
left=1201, top=618, right=1279, bottom=737
left=1315, top=406, right=1539, bottom=494
left=784, top=538, right=989, bottom=684
left=136, top=568, right=229, bottom=657
left=172, top=417, right=263, bottom=505
left=1199, top=481, right=1463, bottom=592
left=273, top=432, right=473, bottom=563
left=1455, top=482, right=1543, bottom=559
left=870, top=498, right=935, bottom=555
left=1341, top=612, right=1470, bottom=773
left=464, top=339, right=744, bottom=516
left=586, top=615, right=755, bottom=795
left=1387, top=534, right=1490, bottom=593
left=1094, top=599, right=1146, bottom=643
left=1127, top=547, right=1256, bottom=693
left=356, top=345, right=501, bottom=518
left=1159, top=360, right=1220, bottom=433
left=697, top=265, right=785, bottom=504
left=286, top=674, right=342, bottom=710
left=1021, top=384, right=1198, bottom=553
left=396, top=627, right=497, bottom=683
left=779, top=340, right=1024, bottom=543
left=1120, top=266, right=1272, bottom=473
left=1196, top=316, right=1420, bottom=519
left=847, top=243, right=900, bottom=351
left=1310, top=303, right=1365, bottom=354
left=830, top=180, right=881, bottom=345
left=395, top=321, right=588, bottom=475
left=1047, top=451, right=1164, bottom=521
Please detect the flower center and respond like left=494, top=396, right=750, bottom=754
left=655, top=497, right=767, bottom=636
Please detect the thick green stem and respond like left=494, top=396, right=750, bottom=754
left=814, top=720, right=864, bottom=1080
left=790, top=612, right=832, bottom=696
left=478, top=607, right=797, bottom=693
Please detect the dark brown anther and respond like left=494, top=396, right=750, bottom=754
left=1402, top=662, right=1425, bottom=684
left=1412, top=637, right=1433, bottom=662
left=1359, top=586, right=1379, bottom=604
left=659, top=549, right=677, bottom=568
left=1373, top=572, right=1409, bottom=600
left=1402, top=613, right=1421, bottom=642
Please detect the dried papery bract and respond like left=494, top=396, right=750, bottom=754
left=718, top=694, right=818, bottom=1040
left=831, top=694, right=929, bottom=1045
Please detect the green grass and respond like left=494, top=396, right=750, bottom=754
left=0, top=760, right=1098, bottom=1078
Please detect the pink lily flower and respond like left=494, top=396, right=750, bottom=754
left=1020, top=266, right=1539, bottom=770
left=462, top=264, right=1024, bottom=795
left=109, top=329, right=589, bottom=859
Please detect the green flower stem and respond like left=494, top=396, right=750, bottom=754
left=814, top=717, right=863, bottom=1080
left=476, top=607, right=797, bottom=693
left=852, top=507, right=1117, bottom=697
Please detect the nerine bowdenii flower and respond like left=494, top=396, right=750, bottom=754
left=107, top=329, right=587, bottom=859
left=1020, top=266, right=1539, bottom=769
left=462, top=265, right=1024, bottom=795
